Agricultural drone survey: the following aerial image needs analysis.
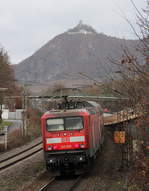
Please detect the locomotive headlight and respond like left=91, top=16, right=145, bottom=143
left=49, top=158, right=56, bottom=163
left=53, top=145, right=59, bottom=150
left=77, top=156, right=85, bottom=162
left=48, top=145, right=53, bottom=150
left=80, top=144, right=85, bottom=148
left=74, top=144, right=80, bottom=148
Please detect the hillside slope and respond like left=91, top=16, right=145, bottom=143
left=13, top=22, right=141, bottom=84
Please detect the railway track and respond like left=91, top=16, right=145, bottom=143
left=0, top=110, right=135, bottom=172
left=39, top=175, right=82, bottom=191
left=0, top=141, right=43, bottom=172
left=38, top=177, right=56, bottom=191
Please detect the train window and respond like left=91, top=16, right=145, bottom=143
left=46, top=118, right=64, bottom=131
left=65, top=117, right=83, bottom=130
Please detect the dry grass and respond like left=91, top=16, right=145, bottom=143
left=8, top=130, right=25, bottom=149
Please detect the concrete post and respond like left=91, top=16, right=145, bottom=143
left=4, top=126, right=8, bottom=150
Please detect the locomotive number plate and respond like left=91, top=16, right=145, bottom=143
left=61, top=145, right=72, bottom=149
left=62, top=137, right=70, bottom=142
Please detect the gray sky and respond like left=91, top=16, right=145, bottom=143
left=0, top=0, right=146, bottom=64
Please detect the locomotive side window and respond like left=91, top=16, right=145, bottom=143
left=46, top=118, right=64, bottom=131
left=65, top=117, right=83, bottom=130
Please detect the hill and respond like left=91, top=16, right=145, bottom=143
left=13, top=21, right=142, bottom=87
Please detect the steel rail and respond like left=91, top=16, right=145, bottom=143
left=68, top=175, right=83, bottom=191
left=0, top=142, right=43, bottom=171
left=38, top=175, right=82, bottom=191
left=38, top=177, right=56, bottom=191
left=0, top=141, right=42, bottom=164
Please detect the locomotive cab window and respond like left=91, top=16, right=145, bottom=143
left=46, top=118, right=64, bottom=131
left=46, top=117, right=83, bottom=132
left=65, top=117, right=83, bottom=130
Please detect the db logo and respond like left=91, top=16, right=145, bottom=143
left=62, top=137, right=70, bottom=142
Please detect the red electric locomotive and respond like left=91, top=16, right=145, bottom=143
left=41, top=98, right=104, bottom=175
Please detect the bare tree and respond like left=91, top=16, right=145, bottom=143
left=0, top=48, right=20, bottom=123
left=107, top=1, right=149, bottom=190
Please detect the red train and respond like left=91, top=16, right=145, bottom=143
left=41, top=100, right=104, bottom=175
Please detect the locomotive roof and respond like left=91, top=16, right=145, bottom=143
left=44, top=101, right=101, bottom=117
left=45, top=108, right=89, bottom=115
left=87, top=101, right=100, bottom=107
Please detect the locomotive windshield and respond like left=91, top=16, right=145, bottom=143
left=65, top=117, right=83, bottom=130
left=46, top=118, right=64, bottom=131
left=46, top=117, right=83, bottom=132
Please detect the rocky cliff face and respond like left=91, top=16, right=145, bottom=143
left=13, top=22, right=141, bottom=84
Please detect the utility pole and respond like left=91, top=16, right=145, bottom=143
left=0, top=88, right=8, bottom=124
left=4, top=126, right=8, bottom=150
left=22, top=85, right=28, bottom=136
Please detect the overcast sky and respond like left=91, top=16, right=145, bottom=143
left=0, top=0, right=146, bottom=64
